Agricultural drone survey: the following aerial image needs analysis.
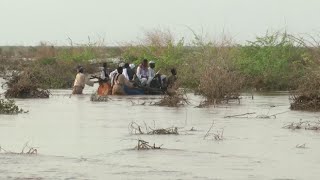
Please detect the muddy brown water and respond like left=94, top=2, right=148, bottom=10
left=0, top=80, right=320, bottom=180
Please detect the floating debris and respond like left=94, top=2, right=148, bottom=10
left=128, top=121, right=179, bottom=135
left=203, top=121, right=224, bottom=141
left=296, top=143, right=307, bottom=149
left=224, top=112, right=256, bottom=118
left=283, top=120, right=320, bottom=131
left=0, top=143, right=38, bottom=155
left=256, top=114, right=272, bottom=119
left=135, top=140, right=162, bottom=150
left=153, top=95, right=189, bottom=107
left=224, top=111, right=289, bottom=119
left=148, top=127, right=178, bottom=135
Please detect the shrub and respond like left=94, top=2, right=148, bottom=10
left=235, top=31, right=308, bottom=90
left=199, top=66, right=243, bottom=103
left=290, top=68, right=320, bottom=111
left=0, top=98, right=25, bottom=114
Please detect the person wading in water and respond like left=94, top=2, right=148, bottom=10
left=72, top=66, right=86, bottom=94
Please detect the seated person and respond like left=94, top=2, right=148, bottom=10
left=136, top=59, right=149, bottom=86
left=147, top=61, right=156, bottom=84
left=112, top=67, right=143, bottom=95
left=123, top=63, right=130, bottom=80
left=110, top=63, right=124, bottom=86
left=128, top=63, right=136, bottom=81
left=147, top=61, right=166, bottom=89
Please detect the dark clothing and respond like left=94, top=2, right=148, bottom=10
left=101, top=68, right=110, bottom=82
left=127, top=68, right=135, bottom=81
left=150, top=74, right=162, bottom=89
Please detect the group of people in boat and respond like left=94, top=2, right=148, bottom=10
left=72, top=59, right=178, bottom=96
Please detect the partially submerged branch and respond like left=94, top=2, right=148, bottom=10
left=203, top=121, right=224, bottom=141
left=224, top=112, right=256, bottom=118
left=135, top=139, right=162, bottom=150
left=153, top=94, right=189, bottom=107
left=128, top=121, right=179, bottom=135
left=283, top=120, right=320, bottom=130
left=0, top=143, right=38, bottom=155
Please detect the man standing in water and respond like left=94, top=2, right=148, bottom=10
left=166, top=68, right=178, bottom=96
left=72, top=66, right=86, bottom=94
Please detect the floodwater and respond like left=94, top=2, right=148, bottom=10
left=1, top=81, right=320, bottom=180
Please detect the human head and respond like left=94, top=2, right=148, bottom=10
left=78, top=66, right=84, bottom=73
left=129, top=63, right=135, bottom=69
left=102, top=62, right=107, bottom=68
left=171, top=68, right=177, bottom=76
left=124, top=63, right=129, bottom=68
left=117, top=67, right=123, bottom=74
left=142, top=59, right=148, bottom=67
left=149, top=61, right=155, bottom=69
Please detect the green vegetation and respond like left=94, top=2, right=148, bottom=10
left=0, top=98, right=25, bottom=114
left=1, top=30, right=320, bottom=109
left=235, top=32, right=308, bottom=90
left=122, top=30, right=186, bottom=74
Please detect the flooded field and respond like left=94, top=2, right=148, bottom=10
left=1, top=82, right=320, bottom=179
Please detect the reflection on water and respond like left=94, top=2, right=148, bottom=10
left=1, top=86, right=320, bottom=179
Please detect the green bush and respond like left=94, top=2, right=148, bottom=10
left=235, top=32, right=308, bottom=90
left=0, top=99, right=25, bottom=114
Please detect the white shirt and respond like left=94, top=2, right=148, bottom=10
left=109, top=70, right=117, bottom=86
left=73, top=73, right=86, bottom=87
left=149, top=67, right=155, bottom=79
left=123, top=68, right=129, bottom=80
left=109, top=69, right=117, bottom=78
left=147, top=67, right=155, bottom=85
left=136, top=66, right=149, bottom=79
left=100, top=69, right=108, bottom=80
